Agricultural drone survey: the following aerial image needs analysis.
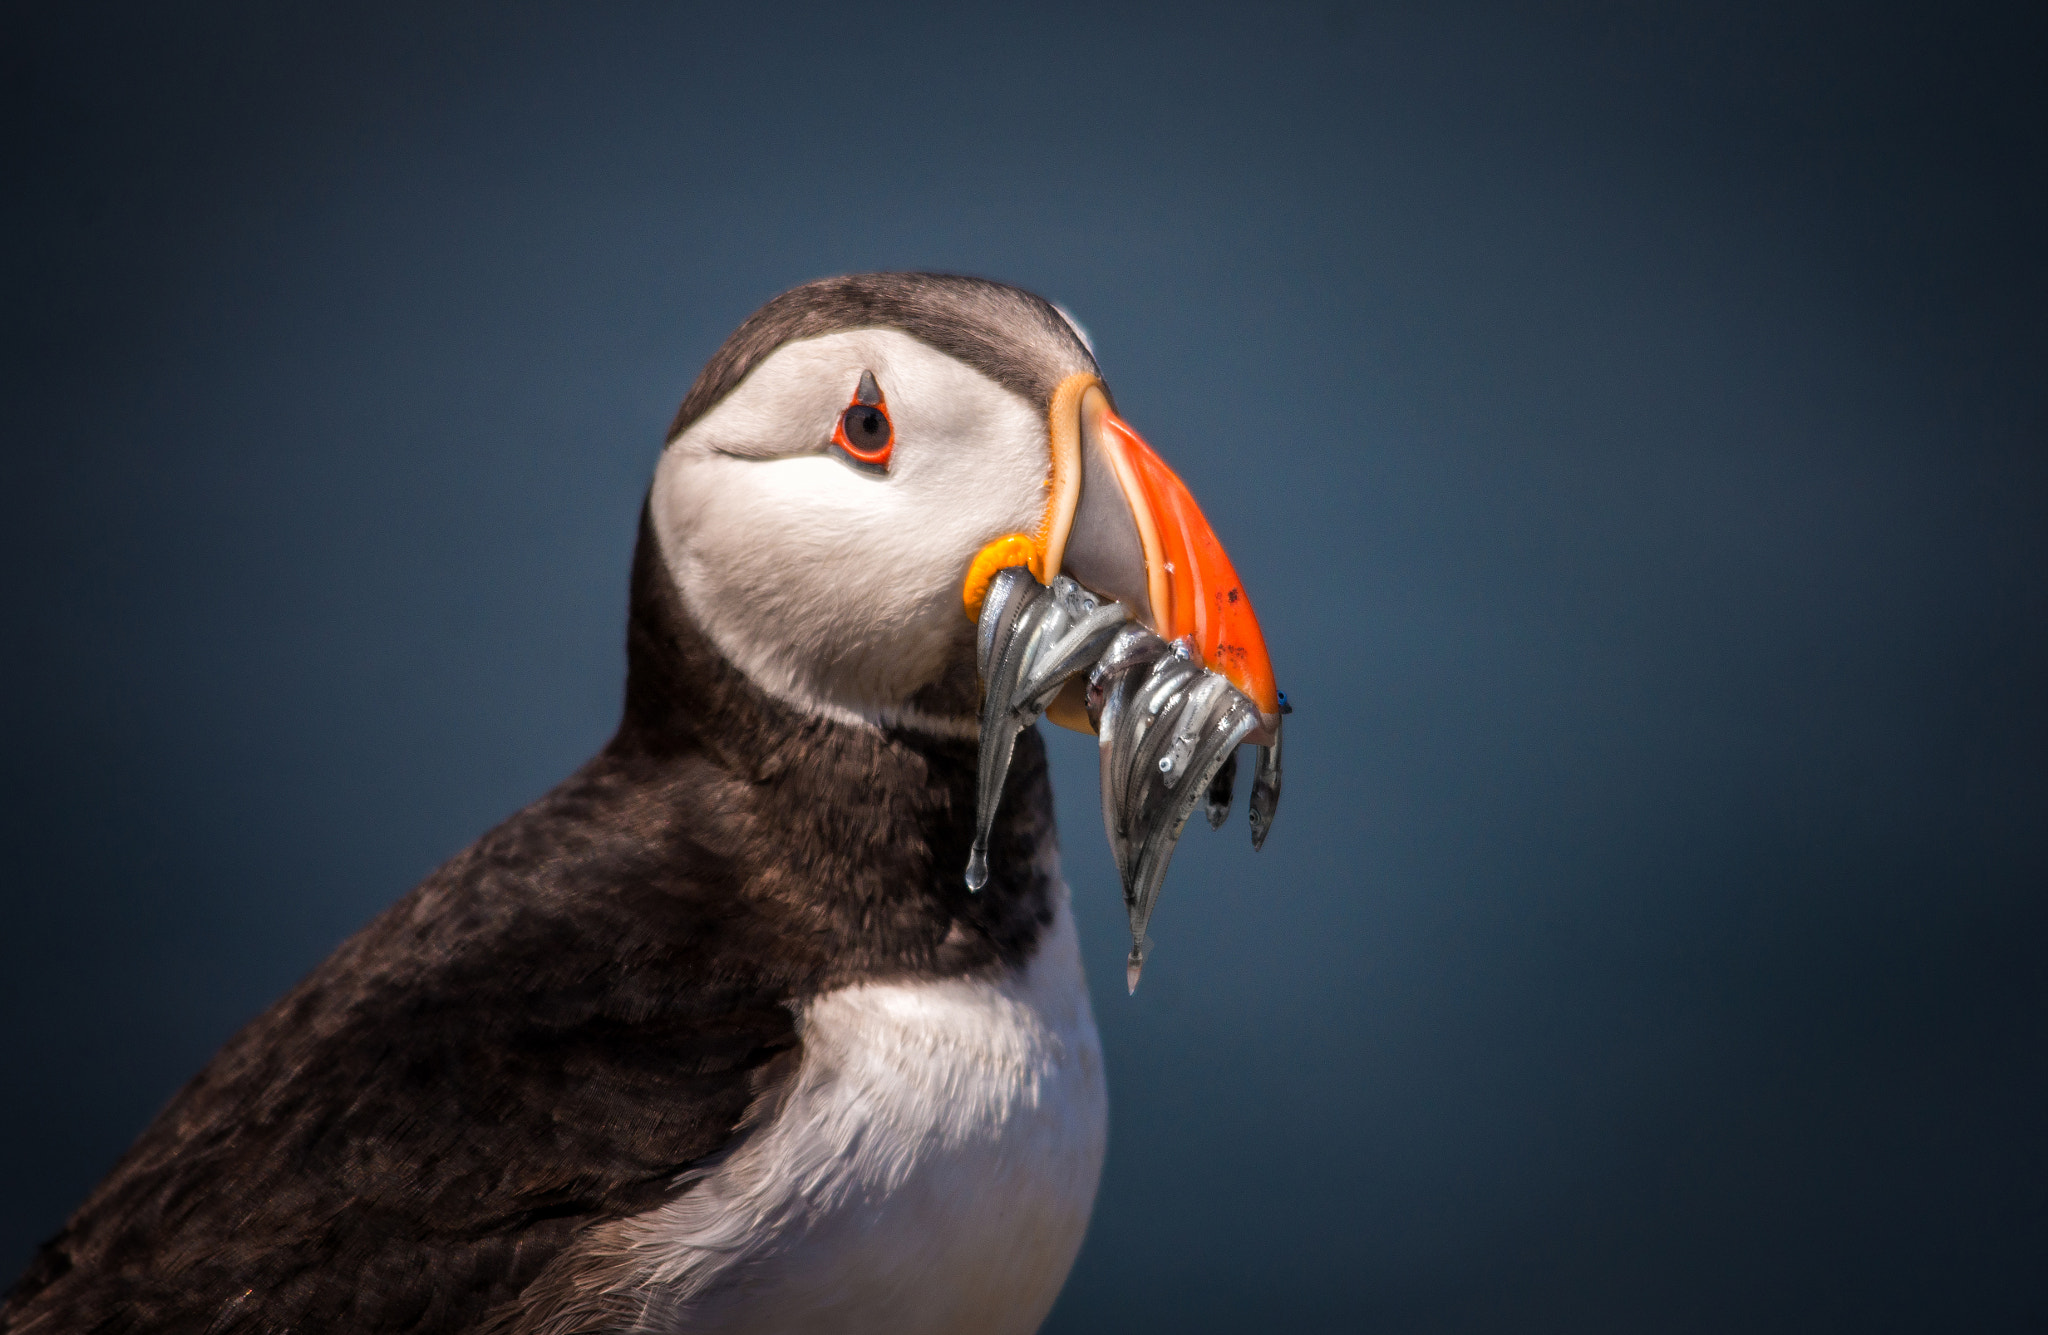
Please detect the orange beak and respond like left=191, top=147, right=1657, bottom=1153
left=960, top=373, right=1282, bottom=743
left=1040, top=375, right=1280, bottom=743
left=1083, top=400, right=1280, bottom=735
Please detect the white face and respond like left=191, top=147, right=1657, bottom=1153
left=651, top=329, right=1052, bottom=731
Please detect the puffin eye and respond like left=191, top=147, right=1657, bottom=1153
left=843, top=405, right=889, bottom=451
left=831, top=370, right=895, bottom=470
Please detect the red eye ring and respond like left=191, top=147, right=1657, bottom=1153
left=832, top=371, right=894, bottom=470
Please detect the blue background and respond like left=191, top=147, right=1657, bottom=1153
left=5, top=3, right=2045, bottom=1329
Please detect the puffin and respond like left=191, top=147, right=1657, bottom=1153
left=2, top=273, right=1280, bottom=1335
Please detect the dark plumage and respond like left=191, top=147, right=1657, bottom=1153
left=2, top=510, right=1057, bottom=1333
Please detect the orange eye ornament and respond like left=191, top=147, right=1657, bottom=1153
left=831, top=369, right=894, bottom=470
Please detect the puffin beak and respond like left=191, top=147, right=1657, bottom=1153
left=1040, top=374, right=1282, bottom=745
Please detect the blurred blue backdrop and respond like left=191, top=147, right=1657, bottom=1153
left=4, top=3, right=2044, bottom=1329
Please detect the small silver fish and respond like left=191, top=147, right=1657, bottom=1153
left=967, top=566, right=1284, bottom=991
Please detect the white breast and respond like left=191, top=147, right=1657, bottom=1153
left=609, top=886, right=1108, bottom=1335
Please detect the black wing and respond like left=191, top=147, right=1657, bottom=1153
left=2, top=753, right=800, bottom=1335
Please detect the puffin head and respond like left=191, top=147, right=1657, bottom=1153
left=646, top=273, right=1279, bottom=744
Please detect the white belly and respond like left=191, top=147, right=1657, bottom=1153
left=613, top=886, right=1108, bottom=1335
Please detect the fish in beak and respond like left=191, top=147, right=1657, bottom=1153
left=962, top=374, right=1287, bottom=990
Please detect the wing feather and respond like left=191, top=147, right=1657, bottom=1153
left=2, top=756, right=800, bottom=1335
